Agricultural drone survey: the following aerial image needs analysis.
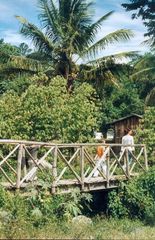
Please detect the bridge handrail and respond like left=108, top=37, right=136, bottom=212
left=0, top=139, right=148, bottom=193
left=0, top=139, right=146, bottom=147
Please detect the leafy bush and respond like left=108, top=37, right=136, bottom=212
left=57, top=190, right=92, bottom=220
left=136, top=107, right=155, bottom=165
left=144, top=204, right=155, bottom=226
left=107, top=190, right=128, bottom=218
left=0, top=185, right=93, bottom=234
left=21, top=187, right=93, bottom=226
left=107, top=167, right=155, bottom=221
left=0, top=76, right=100, bottom=142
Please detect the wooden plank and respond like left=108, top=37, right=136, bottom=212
left=0, top=166, right=15, bottom=186
left=24, top=146, right=43, bottom=171
left=21, top=147, right=27, bottom=177
left=0, top=144, right=20, bottom=167
left=0, top=153, right=17, bottom=175
left=129, top=147, right=144, bottom=174
left=84, top=149, right=107, bottom=180
left=130, top=151, right=146, bottom=171
left=106, top=147, right=110, bottom=187
left=0, top=139, right=56, bottom=146
left=16, top=144, right=23, bottom=188
left=19, top=146, right=55, bottom=186
left=0, top=139, right=146, bottom=148
left=52, top=146, right=57, bottom=194
left=80, top=146, right=85, bottom=190
left=56, top=148, right=80, bottom=183
left=57, top=149, right=81, bottom=183
left=125, top=149, right=130, bottom=178
left=109, top=148, right=128, bottom=179
left=144, top=145, right=148, bottom=170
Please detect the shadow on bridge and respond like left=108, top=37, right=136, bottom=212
left=0, top=139, right=148, bottom=194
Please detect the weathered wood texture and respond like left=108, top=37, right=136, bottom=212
left=0, top=139, right=148, bottom=194
left=108, top=114, right=142, bottom=144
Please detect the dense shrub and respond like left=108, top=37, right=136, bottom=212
left=0, top=76, right=101, bottom=142
left=107, top=167, right=155, bottom=222
left=136, top=107, right=155, bottom=165
left=0, top=186, right=92, bottom=227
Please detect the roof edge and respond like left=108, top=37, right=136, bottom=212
left=108, top=113, right=143, bottom=125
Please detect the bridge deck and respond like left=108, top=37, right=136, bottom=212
left=1, top=174, right=139, bottom=194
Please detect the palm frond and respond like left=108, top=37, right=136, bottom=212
left=0, top=51, right=10, bottom=63
left=86, top=51, right=139, bottom=65
left=82, top=29, right=134, bottom=59
left=89, top=11, right=114, bottom=35
left=132, top=67, right=155, bottom=80
left=134, top=54, right=155, bottom=69
left=145, top=86, right=155, bottom=106
left=10, top=55, right=43, bottom=72
left=38, top=0, right=63, bottom=42
left=141, top=38, right=153, bottom=46
left=15, top=15, right=55, bottom=54
left=80, top=63, right=119, bottom=88
left=60, top=0, right=95, bottom=52
left=0, top=54, right=43, bottom=73
left=79, top=11, right=114, bottom=50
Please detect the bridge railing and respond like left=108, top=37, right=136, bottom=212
left=0, top=140, right=148, bottom=193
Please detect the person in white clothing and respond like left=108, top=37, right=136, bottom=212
left=121, top=128, right=135, bottom=165
left=93, top=138, right=107, bottom=177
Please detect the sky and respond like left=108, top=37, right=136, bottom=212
left=0, top=0, right=149, bottom=57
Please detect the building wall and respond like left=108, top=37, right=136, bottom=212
left=113, top=116, right=141, bottom=144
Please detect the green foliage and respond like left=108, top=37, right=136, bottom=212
left=18, top=42, right=32, bottom=56
left=27, top=188, right=92, bottom=222
left=130, top=53, right=155, bottom=105
left=100, top=74, right=144, bottom=129
left=107, top=167, right=155, bottom=221
left=107, top=190, right=128, bottom=218
left=136, top=107, right=155, bottom=164
left=57, top=190, right=92, bottom=220
left=0, top=185, right=154, bottom=239
left=0, top=185, right=93, bottom=234
left=122, top=0, right=155, bottom=49
left=0, top=187, right=9, bottom=208
left=145, top=205, right=155, bottom=226
left=15, top=0, right=134, bottom=83
left=0, top=39, right=32, bottom=58
left=0, top=76, right=100, bottom=142
left=0, top=39, right=21, bottom=57
left=0, top=74, right=33, bottom=95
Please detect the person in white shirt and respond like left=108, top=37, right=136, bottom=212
left=121, top=128, right=135, bottom=165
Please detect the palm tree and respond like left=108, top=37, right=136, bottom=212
left=18, top=43, right=32, bottom=56
left=131, top=53, right=155, bottom=106
left=15, top=0, right=136, bottom=87
left=0, top=40, right=44, bottom=95
left=0, top=39, right=43, bottom=75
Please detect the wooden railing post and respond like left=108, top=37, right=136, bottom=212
left=144, top=145, right=148, bottom=171
left=52, top=145, right=57, bottom=194
left=21, top=146, right=27, bottom=177
left=80, top=146, right=85, bottom=191
left=106, top=146, right=110, bottom=188
left=125, top=149, right=130, bottom=178
left=16, top=144, right=23, bottom=189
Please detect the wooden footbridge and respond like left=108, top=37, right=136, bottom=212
left=0, top=140, right=148, bottom=194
